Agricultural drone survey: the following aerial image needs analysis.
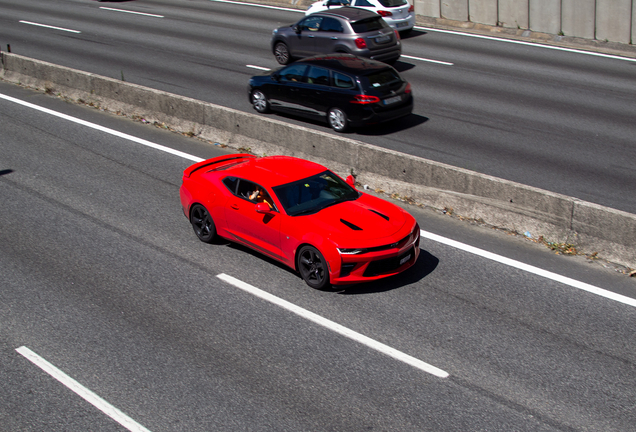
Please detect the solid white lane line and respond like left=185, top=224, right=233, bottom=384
left=417, top=26, right=636, bottom=63
left=2, top=92, right=631, bottom=308
left=99, top=7, right=164, bottom=18
left=421, top=230, right=636, bottom=308
left=217, top=273, right=450, bottom=378
left=247, top=65, right=271, bottom=71
left=0, top=93, right=203, bottom=163
left=19, top=20, right=81, bottom=34
left=401, top=54, right=454, bottom=65
left=16, top=347, right=152, bottom=432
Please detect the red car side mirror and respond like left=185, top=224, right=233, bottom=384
left=255, top=202, right=273, bottom=213
left=345, top=175, right=356, bottom=188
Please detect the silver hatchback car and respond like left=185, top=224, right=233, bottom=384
left=271, top=7, right=401, bottom=65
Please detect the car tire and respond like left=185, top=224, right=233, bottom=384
left=274, top=42, right=292, bottom=65
left=190, top=204, right=216, bottom=243
left=327, top=107, right=348, bottom=132
left=251, top=89, right=270, bottom=113
left=297, top=245, right=331, bottom=290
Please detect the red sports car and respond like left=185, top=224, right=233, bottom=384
left=179, top=154, right=420, bottom=289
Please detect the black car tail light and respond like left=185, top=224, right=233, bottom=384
left=404, top=83, right=412, bottom=94
left=351, top=95, right=380, bottom=104
left=355, top=37, right=367, bottom=49
left=394, top=29, right=400, bottom=40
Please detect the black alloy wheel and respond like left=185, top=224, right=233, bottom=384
left=251, top=89, right=270, bottom=113
left=297, top=245, right=330, bottom=290
left=190, top=204, right=216, bottom=243
left=327, top=107, right=348, bottom=132
left=274, top=42, right=292, bottom=65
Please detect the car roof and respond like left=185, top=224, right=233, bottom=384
left=216, top=155, right=328, bottom=187
left=297, top=54, right=392, bottom=74
left=314, top=6, right=381, bottom=22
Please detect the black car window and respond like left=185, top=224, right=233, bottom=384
left=378, top=0, right=408, bottom=6
left=273, top=170, right=359, bottom=216
left=236, top=179, right=277, bottom=210
left=299, top=16, right=322, bottom=32
left=354, top=0, right=374, bottom=7
left=364, top=68, right=402, bottom=88
left=279, top=64, right=309, bottom=83
left=307, top=66, right=331, bottom=86
left=350, top=16, right=388, bottom=32
left=319, top=17, right=344, bottom=33
left=333, top=72, right=355, bottom=89
left=222, top=176, right=239, bottom=194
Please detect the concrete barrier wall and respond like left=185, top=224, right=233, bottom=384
left=529, top=0, right=561, bottom=34
left=498, top=0, right=529, bottom=29
left=468, top=0, right=498, bottom=25
left=561, top=0, right=596, bottom=39
left=441, top=0, right=468, bottom=21
left=414, top=0, right=636, bottom=44
left=2, top=52, right=635, bottom=269
left=596, top=0, right=633, bottom=43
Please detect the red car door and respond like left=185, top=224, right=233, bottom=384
left=225, top=181, right=283, bottom=262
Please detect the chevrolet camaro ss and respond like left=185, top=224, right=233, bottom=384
left=180, top=154, right=420, bottom=289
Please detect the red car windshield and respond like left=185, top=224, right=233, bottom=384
left=273, top=170, right=360, bottom=216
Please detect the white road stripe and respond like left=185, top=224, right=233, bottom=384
left=16, top=347, right=152, bottom=432
left=416, top=26, right=636, bottom=63
left=421, top=230, right=636, bottom=308
left=19, top=20, right=81, bottom=34
left=99, top=7, right=164, bottom=18
left=401, top=54, right=453, bottom=65
left=217, top=274, right=450, bottom=378
left=1, top=92, right=632, bottom=308
left=247, top=64, right=271, bottom=71
left=0, top=93, right=203, bottom=163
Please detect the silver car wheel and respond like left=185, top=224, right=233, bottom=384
left=274, top=42, right=291, bottom=65
left=328, top=108, right=348, bottom=132
left=251, top=90, right=270, bottom=113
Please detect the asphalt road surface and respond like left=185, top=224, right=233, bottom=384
left=1, top=79, right=636, bottom=431
left=1, top=0, right=635, bottom=215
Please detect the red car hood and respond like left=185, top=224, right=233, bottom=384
left=303, top=194, right=408, bottom=244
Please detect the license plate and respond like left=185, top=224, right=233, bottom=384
left=399, top=254, right=411, bottom=265
left=397, top=22, right=409, bottom=28
left=384, top=95, right=401, bottom=105
left=375, top=35, right=391, bottom=43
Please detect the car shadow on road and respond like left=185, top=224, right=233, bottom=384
left=220, top=239, right=438, bottom=294
left=354, top=114, right=429, bottom=136
left=399, top=29, right=427, bottom=41
left=333, top=250, right=439, bottom=295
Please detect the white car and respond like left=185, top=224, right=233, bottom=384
left=305, top=0, right=415, bottom=34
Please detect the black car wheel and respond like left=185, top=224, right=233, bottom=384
left=274, top=42, right=292, bottom=65
left=297, top=245, right=330, bottom=290
left=251, top=89, right=270, bottom=113
left=190, top=204, right=216, bottom=243
left=327, top=107, right=348, bottom=132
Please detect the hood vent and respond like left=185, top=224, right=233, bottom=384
left=340, top=219, right=362, bottom=231
left=369, top=209, right=389, bottom=221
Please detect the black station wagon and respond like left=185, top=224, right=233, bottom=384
left=247, top=54, right=413, bottom=132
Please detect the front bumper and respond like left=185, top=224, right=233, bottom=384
left=329, top=226, right=420, bottom=285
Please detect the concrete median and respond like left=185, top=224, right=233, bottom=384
left=2, top=52, right=634, bottom=269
